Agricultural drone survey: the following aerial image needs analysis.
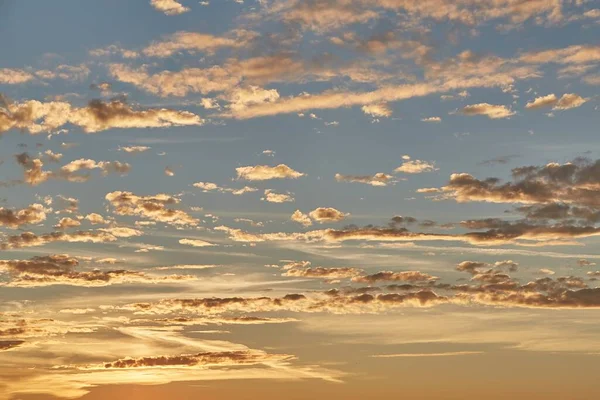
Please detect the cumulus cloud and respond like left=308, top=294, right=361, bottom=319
left=55, top=217, right=81, bottom=230
left=179, top=238, right=216, bottom=247
left=334, top=172, right=393, bottom=187
left=15, top=153, right=131, bottom=185
left=308, top=207, right=348, bottom=223
left=460, top=103, right=515, bottom=119
left=193, top=182, right=257, bottom=195
left=352, top=271, right=439, bottom=283
left=105, top=191, right=199, bottom=226
left=118, top=146, right=151, bottom=153
left=283, top=267, right=363, bottom=279
left=262, top=189, right=294, bottom=203
left=0, top=230, right=118, bottom=250
left=85, top=213, right=108, bottom=225
left=0, top=98, right=203, bottom=135
left=236, top=164, right=304, bottom=181
left=525, top=93, right=587, bottom=110
left=0, top=68, right=34, bottom=84
left=291, top=210, right=312, bottom=227
left=361, top=103, right=392, bottom=118
left=0, top=254, right=194, bottom=287
left=433, top=158, right=600, bottom=209
left=394, top=158, right=438, bottom=174
left=0, top=204, right=47, bottom=228
left=150, top=0, right=190, bottom=15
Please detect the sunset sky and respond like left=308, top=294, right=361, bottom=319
left=1, top=1, right=600, bottom=399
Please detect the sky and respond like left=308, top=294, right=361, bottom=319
left=1, top=0, right=600, bottom=399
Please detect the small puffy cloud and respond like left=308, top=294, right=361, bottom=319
left=525, top=94, right=558, bottom=109
left=539, top=268, right=555, bottom=275
left=291, top=210, right=312, bottom=227
left=85, top=213, right=108, bottom=225
left=334, top=172, right=393, bottom=187
left=394, top=159, right=438, bottom=174
left=118, top=146, right=151, bottom=153
left=525, top=93, right=587, bottom=110
left=262, top=189, right=294, bottom=203
left=0, top=204, right=47, bottom=228
left=150, top=0, right=190, bottom=15
left=361, top=103, right=392, bottom=118
left=283, top=267, right=362, bottom=279
left=236, top=164, right=304, bottom=181
left=308, top=207, right=348, bottom=223
left=55, top=217, right=81, bottom=230
left=193, top=182, right=258, bottom=195
left=0, top=68, right=34, bottom=84
left=352, top=271, right=439, bottom=283
left=201, top=98, right=220, bottom=110
left=164, top=167, right=175, bottom=176
left=421, top=117, right=441, bottom=123
left=179, top=238, right=216, bottom=247
left=460, top=103, right=515, bottom=119
left=105, top=191, right=199, bottom=226
left=99, top=227, right=143, bottom=238
left=553, top=93, right=588, bottom=110
left=228, top=86, right=280, bottom=111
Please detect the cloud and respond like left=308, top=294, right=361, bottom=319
left=524, top=93, right=558, bottom=109
left=361, top=103, right=392, bottom=118
left=108, top=64, right=240, bottom=97
left=0, top=68, right=34, bottom=84
left=0, top=340, right=25, bottom=351
left=272, top=0, right=565, bottom=31
left=85, top=213, right=108, bottom=225
left=15, top=153, right=131, bottom=185
left=308, top=207, right=348, bottom=223
left=179, top=238, right=216, bottom=247
left=460, top=103, right=515, bottom=119
left=0, top=230, right=118, bottom=250
left=371, top=351, right=483, bottom=358
left=99, top=227, right=143, bottom=238
left=394, top=158, right=438, bottom=174
left=291, top=210, right=312, bottom=227
left=433, top=158, right=600, bottom=209
left=150, top=0, right=190, bottom=15
left=106, top=191, right=199, bottom=226
left=0, top=255, right=194, bottom=287
left=525, top=93, right=587, bottom=110
left=352, top=271, right=439, bottom=283
left=193, top=182, right=258, bottom=195
left=236, top=164, right=304, bottom=181
left=118, top=146, right=151, bottom=153
left=0, top=204, right=47, bottom=228
left=283, top=267, right=363, bottom=279
left=55, top=217, right=81, bottom=230
left=142, top=30, right=256, bottom=57
left=334, top=172, right=393, bottom=186
left=0, top=98, right=203, bottom=134
left=421, top=116, right=441, bottom=123
left=520, top=44, right=600, bottom=65
left=217, top=219, right=600, bottom=246
left=262, top=189, right=294, bottom=203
